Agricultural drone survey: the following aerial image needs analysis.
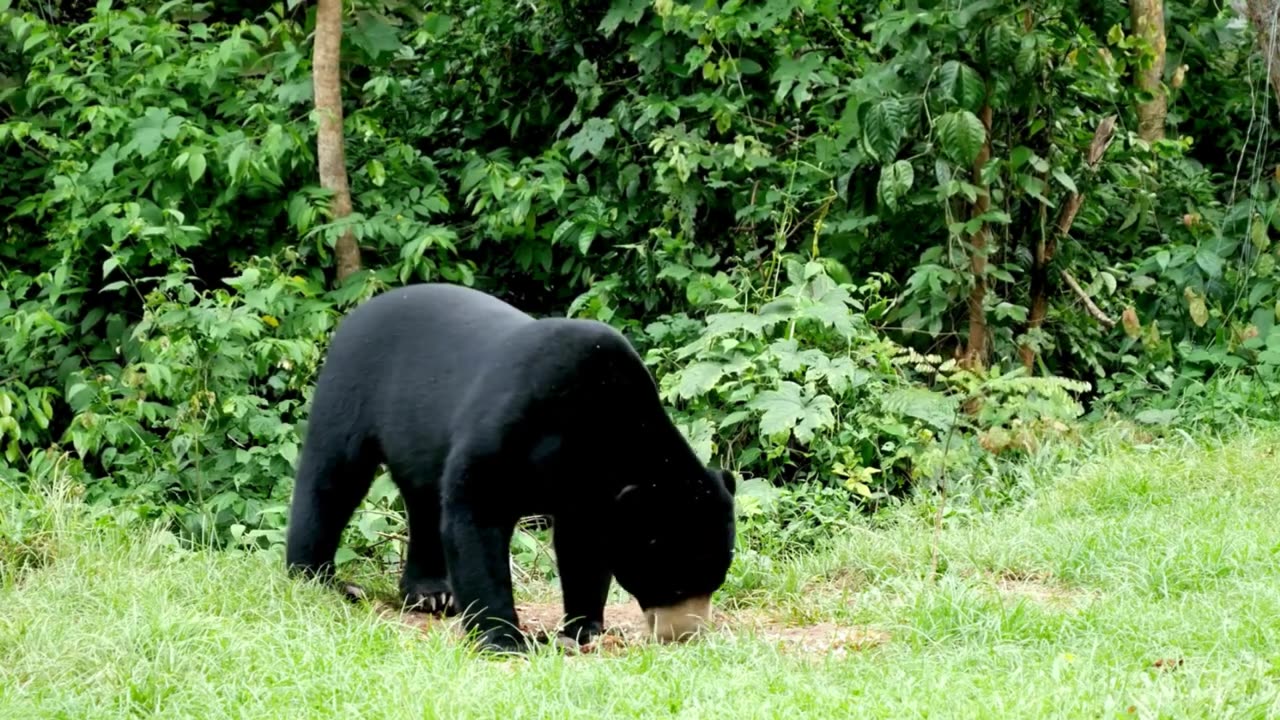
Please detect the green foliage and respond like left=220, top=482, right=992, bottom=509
left=646, top=256, right=1088, bottom=552
left=1, top=0, right=1278, bottom=570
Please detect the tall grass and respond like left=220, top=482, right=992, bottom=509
left=2, top=427, right=1278, bottom=718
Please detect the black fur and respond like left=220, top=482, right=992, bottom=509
left=285, top=283, right=737, bottom=653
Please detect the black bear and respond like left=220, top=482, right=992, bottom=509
left=285, top=283, right=737, bottom=653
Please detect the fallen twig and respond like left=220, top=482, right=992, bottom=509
left=1060, top=270, right=1117, bottom=328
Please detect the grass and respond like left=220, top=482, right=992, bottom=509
left=2, top=427, right=1279, bottom=718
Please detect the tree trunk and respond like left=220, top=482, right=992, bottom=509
left=1019, top=117, right=1118, bottom=371
left=313, top=0, right=362, bottom=282
left=1131, top=0, right=1167, bottom=142
left=1018, top=180, right=1051, bottom=372
left=1244, top=0, right=1280, bottom=106
left=961, top=103, right=994, bottom=372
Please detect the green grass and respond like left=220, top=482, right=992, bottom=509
left=3, top=428, right=1280, bottom=718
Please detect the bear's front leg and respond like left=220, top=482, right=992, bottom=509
left=553, top=517, right=611, bottom=646
left=398, top=487, right=455, bottom=616
left=441, top=501, right=528, bottom=654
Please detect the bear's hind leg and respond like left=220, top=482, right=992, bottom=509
left=398, top=486, right=455, bottom=615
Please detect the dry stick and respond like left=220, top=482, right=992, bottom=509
left=1054, top=115, right=1117, bottom=244
left=1060, top=269, right=1117, bottom=328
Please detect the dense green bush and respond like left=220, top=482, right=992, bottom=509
left=2, top=0, right=1279, bottom=572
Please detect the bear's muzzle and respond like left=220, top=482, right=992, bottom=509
left=643, top=595, right=713, bottom=642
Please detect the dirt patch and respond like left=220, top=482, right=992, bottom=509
left=989, top=569, right=1093, bottom=610
left=371, top=599, right=889, bottom=658
left=725, top=607, right=890, bottom=660
left=796, top=567, right=869, bottom=603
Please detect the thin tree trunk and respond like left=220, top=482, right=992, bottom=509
left=313, top=0, right=362, bottom=282
left=1131, top=0, right=1168, bottom=141
left=961, top=102, right=994, bottom=372
left=1018, top=177, right=1051, bottom=371
left=1244, top=0, right=1280, bottom=106
left=1018, top=117, right=1117, bottom=371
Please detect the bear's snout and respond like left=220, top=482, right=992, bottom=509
left=643, top=596, right=713, bottom=643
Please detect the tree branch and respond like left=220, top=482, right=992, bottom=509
left=1019, top=115, right=1117, bottom=370
left=1060, top=270, right=1117, bottom=328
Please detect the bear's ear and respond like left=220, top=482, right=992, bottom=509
left=615, top=484, right=650, bottom=512
left=717, top=469, right=737, bottom=496
left=616, top=484, right=640, bottom=503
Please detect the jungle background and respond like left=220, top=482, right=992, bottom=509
left=2, top=0, right=1279, bottom=583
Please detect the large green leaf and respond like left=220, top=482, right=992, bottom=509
left=877, top=160, right=914, bottom=209
left=672, top=361, right=727, bottom=400
left=772, top=52, right=826, bottom=108
left=349, top=11, right=403, bottom=59
left=880, top=388, right=958, bottom=432
left=567, top=118, right=616, bottom=161
left=128, top=107, right=183, bottom=159
left=599, top=0, right=649, bottom=35
left=863, top=97, right=909, bottom=161
left=805, top=357, right=872, bottom=396
left=936, top=111, right=986, bottom=167
left=937, top=61, right=986, bottom=112
left=749, top=381, right=836, bottom=444
left=702, top=312, right=775, bottom=338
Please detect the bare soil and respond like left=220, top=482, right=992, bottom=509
left=371, top=599, right=891, bottom=659
left=987, top=569, right=1096, bottom=611
left=367, top=567, right=1092, bottom=659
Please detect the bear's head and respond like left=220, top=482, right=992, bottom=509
left=609, top=466, right=737, bottom=643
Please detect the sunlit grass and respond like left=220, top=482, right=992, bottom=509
left=2, top=427, right=1278, bottom=718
